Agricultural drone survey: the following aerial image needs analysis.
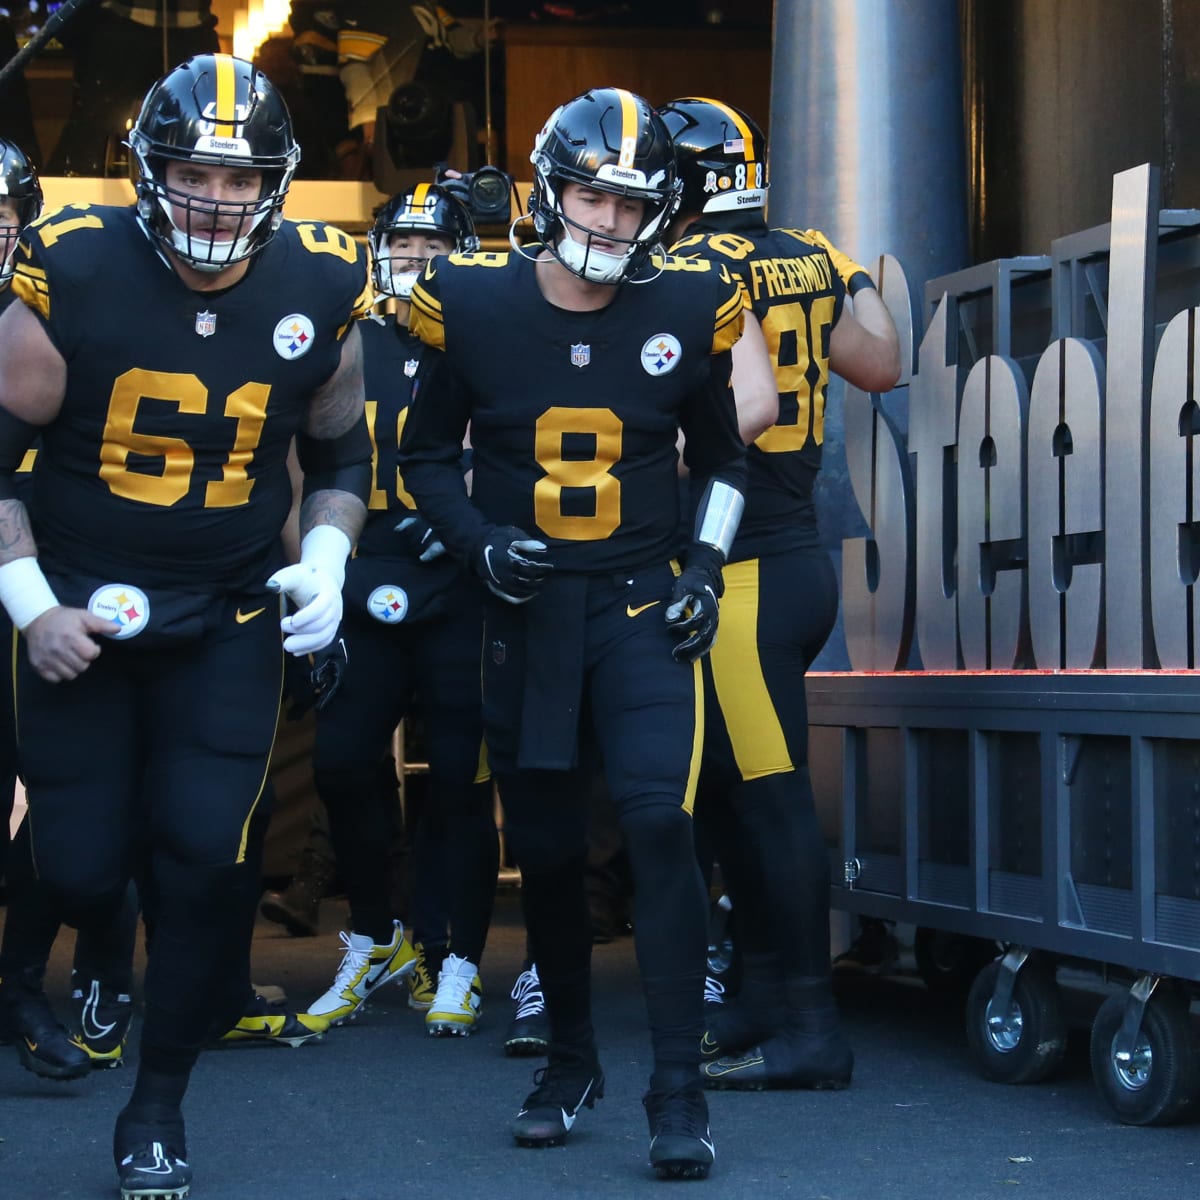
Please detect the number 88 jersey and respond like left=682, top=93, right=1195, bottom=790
left=671, top=220, right=846, bottom=559
left=11, top=203, right=372, bottom=590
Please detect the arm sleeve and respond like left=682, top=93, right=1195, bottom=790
left=397, top=348, right=490, bottom=565
left=680, top=349, right=748, bottom=498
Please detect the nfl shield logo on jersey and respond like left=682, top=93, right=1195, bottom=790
left=368, top=584, right=409, bottom=624
left=404, top=358, right=419, bottom=377
left=641, top=334, right=682, bottom=376
left=88, top=583, right=150, bottom=640
left=274, top=314, right=316, bottom=360
left=194, top=310, right=217, bottom=337
left=570, top=343, right=591, bottom=369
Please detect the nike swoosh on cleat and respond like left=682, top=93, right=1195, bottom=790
left=700, top=1033, right=721, bottom=1056
left=82, top=981, right=117, bottom=1040
left=626, top=600, right=661, bottom=617
left=561, top=1107, right=576, bottom=1130
left=235, top=606, right=267, bottom=624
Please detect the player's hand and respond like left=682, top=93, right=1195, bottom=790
left=284, top=638, right=349, bottom=720
left=665, top=544, right=725, bottom=663
left=267, top=563, right=344, bottom=655
left=395, top=515, right=446, bottom=563
left=802, top=228, right=875, bottom=294
left=23, top=606, right=120, bottom=683
left=477, top=525, right=552, bottom=604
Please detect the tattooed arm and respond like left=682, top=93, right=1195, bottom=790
left=269, top=322, right=371, bottom=654
left=0, top=289, right=118, bottom=681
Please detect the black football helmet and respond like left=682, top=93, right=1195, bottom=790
left=369, top=183, right=478, bottom=299
left=526, top=87, right=681, bottom=283
left=128, top=54, right=300, bottom=272
left=0, top=138, right=43, bottom=287
left=658, top=97, right=768, bottom=217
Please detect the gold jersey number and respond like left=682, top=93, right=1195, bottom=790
left=755, top=295, right=836, bottom=454
left=534, top=406, right=622, bottom=540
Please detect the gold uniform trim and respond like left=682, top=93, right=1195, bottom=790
left=682, top=657, right=705, bottom=815
left=12, top=263, right=50, bottom=320
left=408, top=181, right=432, bottom=213
left=712, top=289, right=745, bottom=354
left=707, top=558, right=793, bottom=780
left=213, top=53, right=238, bottom=139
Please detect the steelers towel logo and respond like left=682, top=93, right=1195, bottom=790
left=641, top=333, right=682, bottom=376
left=274, top=313, right=316, bottom=360
left=367, top=584, right=410, bottom=624
left=88, top=584, right=150, bottom=640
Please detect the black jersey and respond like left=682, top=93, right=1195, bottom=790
left=403, top=249, right=745, bottom=576
left=357, top=314, right=426, bottom=557
left=11, top=205, right=372, bottom=590
left=673, top=218, right=846, bottom=558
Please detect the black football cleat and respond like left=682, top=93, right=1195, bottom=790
left=0, top=972, right=91, bottom=1081
left=643, top=1084, right=715, bottom=1180
left=511, top=1048, right=604, bottom=1147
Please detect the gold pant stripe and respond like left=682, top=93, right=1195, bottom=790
left=708, top=558, right=792, bottom=780
left=682, top=657, right=704, bottom=815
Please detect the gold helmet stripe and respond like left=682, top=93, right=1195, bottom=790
left=213, top=54, right=239, bottom=139
left=615, top=88, right=639, bottom=169
left=689, top=96, right=760, bottom=177
left=408, top=181, right=432, bottom=215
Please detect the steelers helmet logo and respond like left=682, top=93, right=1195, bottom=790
left=641, top=333, right=682, bottom=376
left=88, top=583, right=150, bottom=639
left=367, top=584, right=410, bottom=624
left=274, top=313, right=316, bottom=360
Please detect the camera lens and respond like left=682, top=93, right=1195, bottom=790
left=471, top=171, right=507, bottom=208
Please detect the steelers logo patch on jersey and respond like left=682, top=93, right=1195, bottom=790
left=367, top=584, right=410, bottom=624
left=641, top=333, right=682, bottom=376
left=88, top=583, right=150, bottom=640
left=274, top=313, right=316, bottom=360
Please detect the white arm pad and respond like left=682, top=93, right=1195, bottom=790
left=0, top=556, right=60, bottom=630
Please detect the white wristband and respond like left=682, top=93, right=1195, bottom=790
left=0, top=556, right=60, bottom=630
left=299, top=525, right=352, bottom=590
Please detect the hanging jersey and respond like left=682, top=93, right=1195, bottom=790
left=672, top=222, right=846, bottom=559
left=407, top=248, right=744, bottom=575
left=11, top=205, right=372, bottom=590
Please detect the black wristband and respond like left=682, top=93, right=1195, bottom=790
left=848, top=270, right=876, bottom=296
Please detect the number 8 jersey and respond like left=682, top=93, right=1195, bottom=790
left=406, top=248, right=745, bottom=575
left=11, top=203, right=372, bottom=590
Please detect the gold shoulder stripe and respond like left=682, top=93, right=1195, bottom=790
left=410, top=280, right=443, bottom=319
left=409, top=305, right=446, bottom=351
left=712, top=300, right=744, bottom=355
left=12, top=265, right=50, bottom=320
left=714, top=287, right=744, bottom=327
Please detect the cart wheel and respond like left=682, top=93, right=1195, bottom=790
left=964, top=959, right=1067, bottom=1083
left=914, top=928, right=998, bottom=996
left=1089, top=986, right=1198, bottom=1126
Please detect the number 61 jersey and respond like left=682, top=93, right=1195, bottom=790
left=406, top=249, right=745, bottom=576
left=11, top=204, right=372, bottom=590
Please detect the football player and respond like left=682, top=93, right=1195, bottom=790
left=660, top=96, right=901, bottom=1091
left=300, top=182, right=500, bottom=1039
left=0, top=55, right=372, bottom=1200
left=399, top=87, right=748, bottom=1180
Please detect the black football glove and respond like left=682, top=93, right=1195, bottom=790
left=665, top=543, right=726, bottom=663
left=476, top=525, right=553, bottom=603
left=394, top=515, right=446, bottom=562
left=284, top=637, right=349, bottom=720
